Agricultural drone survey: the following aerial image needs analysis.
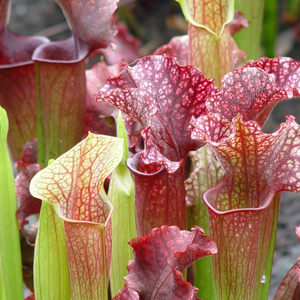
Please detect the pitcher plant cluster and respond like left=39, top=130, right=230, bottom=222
left=1, top=0, right=300, bottom=299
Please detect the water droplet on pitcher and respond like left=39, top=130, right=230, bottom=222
left=261, top=274, right=266, bottom=284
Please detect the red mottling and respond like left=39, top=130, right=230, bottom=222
left=207, top=57, right=300, bottom=126
left=244, top=57, right=300, bottom=92
left=126, top=152, right=186, bottom=236
left=15, top=164, right=42, bottom=229
left=192, top=113, right=300, bottom=210
left=154, top=35, right=189, bottom=66
left=113, top=225, right=217, bottom=300
left=98, top=55, right=214, bottom=172
left=85, top=61, right=142, bottom=151
left=15, top=138, right=38, bottom=169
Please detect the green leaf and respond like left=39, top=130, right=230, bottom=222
left=109, top=111, right=137, bottom=297
left=0, top=107, right=23, bottom=300
left=186, top=145, right=224, bottom=300
left=261, top=0, right=278, bottom=58
left=34, top=200, right=71, bottom=300
left=0, top=272, right=5, bottom=300
left=260, top=193, right=280, bottom=299
left=234, top=0, right=266, bottom=61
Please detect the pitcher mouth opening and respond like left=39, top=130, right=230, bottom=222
left=126, top=151, right=165, bottom=176
left=203, top=179, right=278, bottom=216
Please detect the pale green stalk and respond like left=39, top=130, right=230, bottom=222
left=261, top=0, right=277, bottom=58
left=186, top=146, right=224, bottom=300
left=34, top=200, right=70, bottom=300
left=0, top=107, right=23, bottom=300
left=109, top=111, right=137, bottom=297
left=234, top=0, right=265, bottom=60
left=0, top=272, right=5, bottom=300
left=260, top=194, right=280, bottom=299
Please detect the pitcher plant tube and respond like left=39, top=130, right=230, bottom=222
left=97, top=55, right=215, bottom=235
